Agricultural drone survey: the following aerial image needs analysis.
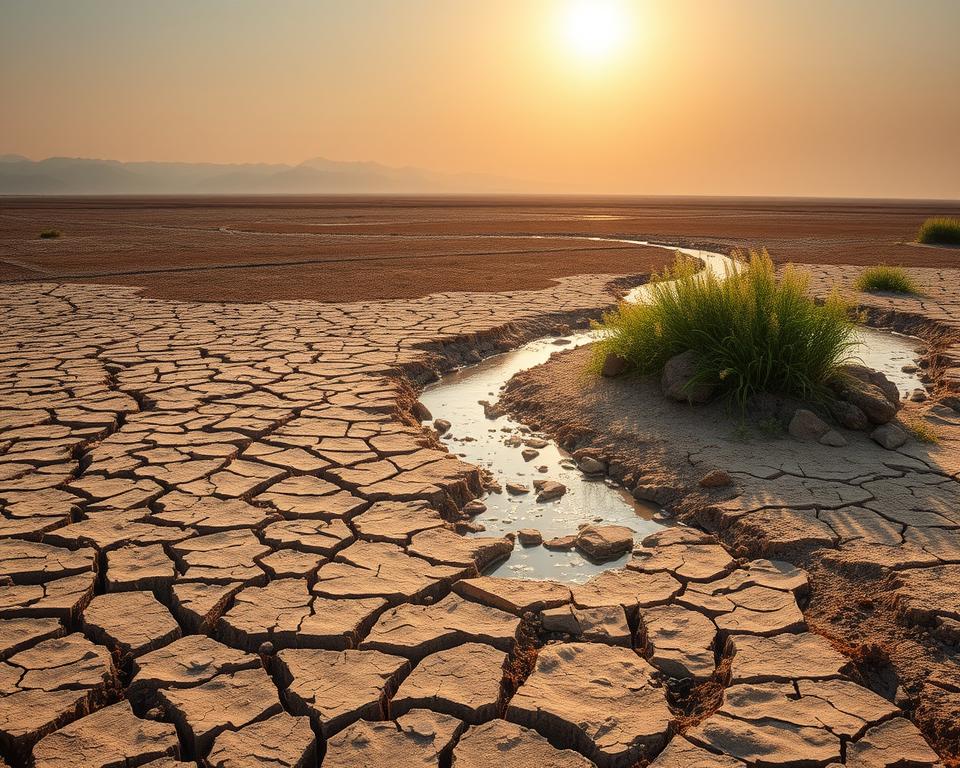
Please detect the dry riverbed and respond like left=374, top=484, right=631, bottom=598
left=0, top=250, right=958, bottom=765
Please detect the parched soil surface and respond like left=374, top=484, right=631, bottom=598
left=0, top=204, right=958, bottom=766
left=2, top=196, right=960, bottom=301
left=502, top=264, right=960, bottom=762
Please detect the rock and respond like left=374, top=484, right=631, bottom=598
left=507, top=642, right=672, bottom=767
left=517, top=529, right=543, bottom=546
left=578, top=456, right=607, bottom=475
left=535, top=480, right=566, bottom=502
left=390, top=642, right=507, bottom=724
left=323, top=709, right=464, bottom=767
left=506, top=483, right=529, bottom=495
left=360, top=593, right=519, bottom=660
left=575, top=525, right=634, bottom=562
left=819, top=429, right=847, bottom=447
left=699, top=469, right=733, bottom=488
left=129, top=635, right=259, bottom=710
left=412, top=402, right=432, bottom=422
left=453, top=577, right=571, bottom=615
left=157, top=667, right=283, bottom=756
left=453, top=719, right=595, bottom=767
left=909, top=388, right=928, bottom=402
left=521, top=448, right=539, bottom=461
left=206, top=711, right=316, bottom=768
left=828, top=398, right=869, bottom=430
left=462, top=500, right=487, bottom=515
left=727, top=632, right=850, bottom=683
left=661, top=350, right=714, bottom=404
left=870, top=423, right=909, bottom=450
left=788, top=409, right=830, bottom=441
left=31, top=700, right=179, bottom=768
left=433, top=419, right=451, bottom=435
left=842, top=364, right=902, bottom=407
left=82, top=592, right=181, bottom=657
left=640, top=605, right=717, bottom=680
left=275, top=648, right=409, bottom=736
left=839, top=381, right=897, bottom=424
left=544, top=535, right=577, bottom=550
left=601, top=352, right=629, bottom=378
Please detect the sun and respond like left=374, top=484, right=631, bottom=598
left=560, top=0, right=630, bottom=63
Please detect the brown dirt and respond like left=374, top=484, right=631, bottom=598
left=2, top=195, right=959, bottom=302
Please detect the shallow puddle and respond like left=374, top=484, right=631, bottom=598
left=420, top=243, right=926, bottom=582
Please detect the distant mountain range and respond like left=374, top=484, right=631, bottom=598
left=0, top=155, right=526, bottom=195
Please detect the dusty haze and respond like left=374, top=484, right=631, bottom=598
left=2, top=0, right=959, bottom=198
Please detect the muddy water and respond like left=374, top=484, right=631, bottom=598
left=419, top=244, right=926, bottom=583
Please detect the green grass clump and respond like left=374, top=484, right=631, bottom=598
left=900, top=414, right=940, bottom=444
left=855, top=265, right=919, bottom=295
left=591, top=249, right=856, bottom=409
left=38, top=229, right=61, bottom=239
left=916, top=217, right=960, bottom=245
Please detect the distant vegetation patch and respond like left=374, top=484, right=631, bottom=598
left=916, top=217, right=960, bottom=245
left=591, top=249, right=856, bottom=409
left=38, top=229, right=61, bottom=239
left=855, top=265, right=919, bottom=295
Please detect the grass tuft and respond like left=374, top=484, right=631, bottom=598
left=38, top=229, right=61, bottom=239
left=899, top=414, right=940, bottom=444
left=916, top=217, right=960, bottom=245
left=591, top=249, right=857, bottom=409
left=855, top=265, right=919, bottom=295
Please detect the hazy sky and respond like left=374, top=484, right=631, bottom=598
left=2, top=0, right=959, bottom=197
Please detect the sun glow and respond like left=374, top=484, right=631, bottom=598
left=560, top=0, right=630, bottom=63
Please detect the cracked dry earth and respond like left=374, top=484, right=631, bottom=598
left=0, top=265, right=955, bottom=768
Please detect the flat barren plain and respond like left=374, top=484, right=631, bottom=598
left=2, top=196, right=959, bottom=301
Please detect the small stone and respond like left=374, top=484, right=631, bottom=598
left=544, top=535, right=576, bottom=551
left=521, top=448, right=539, bottom=461
left=909, top=388, right=927, bottom=402
left=828, top=399, right=869, bottom=430
left=433, top=419, right=451, bottom=435
left=788, top=409, right=830, bottom=441
left=517, top=529, right=543, bottom=546
left=699, top=469, right=733, bottom=488
left=506, top=483, right=529, bottom=496
left=577, top=456, right=606, bottom=475
left=462, top=500, right=487, bottom=515
left=819, top=429, right=847, bottom=447
left=662, top=350, right=714, bottom=404
left=412, top=402, right=432, bottom=422
left=535, top=480, right=566, bottom=502
left=575, top=525, right=634, bottom=562
left=870, top=423, right=909, bottom=450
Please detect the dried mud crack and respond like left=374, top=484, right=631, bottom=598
left=0, top=260, right=956, bottom=766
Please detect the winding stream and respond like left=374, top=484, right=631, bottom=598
left=418, top=242, right=925, bottom=583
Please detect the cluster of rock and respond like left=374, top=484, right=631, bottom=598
left=611, top=347, right=915, bottom=450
